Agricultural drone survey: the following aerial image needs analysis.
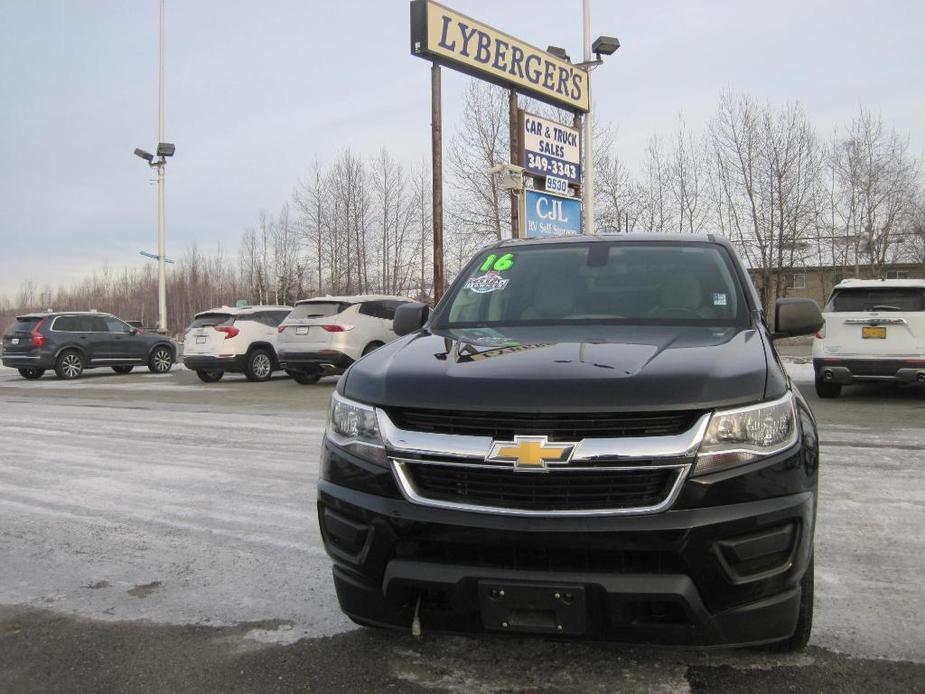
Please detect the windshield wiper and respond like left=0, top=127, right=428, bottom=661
left=871, top=305, right=902, bottom=312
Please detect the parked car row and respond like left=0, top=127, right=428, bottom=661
left=0, top=294, right=416, bottom=383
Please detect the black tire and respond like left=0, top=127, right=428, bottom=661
left=290, top=370, right=321, bottom=385
left=18, top=368, right=45, bottom=380
left=196, top=369, right=224, bottom=383
left=814, top=374, right=841, bottom=398
left=54, top=350, right=84, bottom=380
left=244, top=348, right=273, bottom=382
left=362, top=341, right=384, bottom=357
left=112, top=365, right=134, bottom=374
left=148, top=346, right=174, bottom=374
left=767, top=558, right=814, bottom=652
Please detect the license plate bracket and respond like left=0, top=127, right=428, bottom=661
left=862, top=326, right=887, bottom=339
left=296, top=326, right=309, bottom=335
left=195, top=335, right=207, bottom=344
left=478, top=581, right=587, bottom=635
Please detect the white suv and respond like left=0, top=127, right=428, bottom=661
left=277, top=295, right=414, bottom=384
left=182, top=305, right=292, bottom=383
left=812, top=278, right=925, bottom=397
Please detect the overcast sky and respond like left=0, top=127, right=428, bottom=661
left=1, top=0, right=923, bottom=299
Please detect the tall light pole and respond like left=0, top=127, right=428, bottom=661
left=156, top=0, right=166, bottom=333
left=582, top=0, right=593, bottom=235
left=134, top=0, right=174, bottom=334
left=577, top=1, right=620, bottom=235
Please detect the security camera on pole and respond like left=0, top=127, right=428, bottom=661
left=134, top=0, right=173, bottom=334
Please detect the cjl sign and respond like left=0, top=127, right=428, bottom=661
left=524, top=190, right=582, bottom=238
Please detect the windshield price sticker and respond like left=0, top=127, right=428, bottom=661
left=522, top=112, right=580, bottom=184
left=479, top=253, right=514, bottom=272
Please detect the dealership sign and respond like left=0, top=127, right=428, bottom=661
left=524, top=190, right=582, bottom=238
left=410, top=0, right=590, bottom=112
left=522, top=111, right=580, bottom=184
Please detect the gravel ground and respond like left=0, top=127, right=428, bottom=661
left=0, top=362, right=923, bottom=693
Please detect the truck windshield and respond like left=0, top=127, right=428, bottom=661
left=436, top=242, right=747, bottom=328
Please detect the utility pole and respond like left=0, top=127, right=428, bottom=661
left=431, top=62, right=445, bottom=302
left=582, top=0, right=594, bottom=235
left=509, top=90, right=520, bottom=239
left=156, top=0, right=167, bottom=332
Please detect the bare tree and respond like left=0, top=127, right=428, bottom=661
left=667, top=116, right=709, bottom=233
left=834, top=107, right=920, bottom=275
left=446, top=81, right=510, bottom=242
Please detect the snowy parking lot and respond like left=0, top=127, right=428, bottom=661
left=1, top=362, right=923, bottom=692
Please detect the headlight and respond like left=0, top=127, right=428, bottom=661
left=693, top=393, right=798, bottom=475
left=326, top=392, right=388, bottom=465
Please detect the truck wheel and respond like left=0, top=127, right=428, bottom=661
left=55, top=350, right=85, bottom=380
left=290, top=370, right=321, bottom=385
left=196, top=369, right=224, bottom=383
left=244, top=349, right=273, bottom=382
left=112, top=365, right=134, bottom=374
left=767, top=558, right=814, bottom=652
left=18, top=368, right=45, bottom=380
left=148, top=347, right=174, bottom=373
left=814, top=374, right=841, bottom=399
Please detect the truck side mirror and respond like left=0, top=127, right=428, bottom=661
left=774, top=298, right=823, bottom=339
left=393, top=302, right=430, bottom=336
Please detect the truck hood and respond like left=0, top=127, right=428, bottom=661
left=342, top=324, right=773, bottom=412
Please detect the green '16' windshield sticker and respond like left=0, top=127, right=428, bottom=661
left=479, top=253, right=514, bottom=272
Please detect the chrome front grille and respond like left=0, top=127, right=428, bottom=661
left=386, top=407, right=703, bottom=440
left=377, top=408, right=709, bottom=517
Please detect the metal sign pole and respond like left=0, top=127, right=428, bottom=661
left=431, top=62, right=445, bottom=302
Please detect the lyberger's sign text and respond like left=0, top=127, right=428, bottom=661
left=410, top=0, right=589, bottom=113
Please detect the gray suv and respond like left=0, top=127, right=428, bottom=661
left=1, top=312, right=177, bottom=380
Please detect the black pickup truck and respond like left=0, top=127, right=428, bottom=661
left=317, top=234, right=823, bottom=650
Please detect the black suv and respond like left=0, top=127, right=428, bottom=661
left=1, top=312, right=177, bottom=380
left=317, top=235, right=824, bottom=649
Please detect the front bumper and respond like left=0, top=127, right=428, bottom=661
left=814, top=357, right=925, bottom=384
left=317, top=439, right=817, bottom=646
left=182, top=354, right=247, bottom=372
left=278, top=350, right=354, bottom=373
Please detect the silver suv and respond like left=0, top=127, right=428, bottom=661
left=277, top=295, right=414, bottom=384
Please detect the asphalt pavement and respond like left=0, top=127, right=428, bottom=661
left=0, top=361, right=923, bottom=693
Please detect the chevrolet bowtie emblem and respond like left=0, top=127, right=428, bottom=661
left=486, top=435, right=577, bottom=470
